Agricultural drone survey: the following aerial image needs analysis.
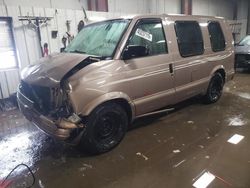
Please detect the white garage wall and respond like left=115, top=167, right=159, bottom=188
left=108, top=0, right=180, bottom=14
left=236, top=0, right=249, bottom=41
left=193, top=0, right=235, bottom=19
left=108, top=0, right=150, bottom=14
left=149, top=0, right=181, bottom=14
left=0, top=0, right=88, bottom=10
left=108, top=0, right=233, bottom=17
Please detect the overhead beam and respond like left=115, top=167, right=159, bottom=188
left=181, top=0, right=192, bottom=15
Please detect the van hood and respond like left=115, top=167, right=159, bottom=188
left=21, top=53, right=91, bottom=87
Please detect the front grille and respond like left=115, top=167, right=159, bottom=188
left=20, top=81, right=53, bottom=114
left=20, top=80, right=33, bottom=99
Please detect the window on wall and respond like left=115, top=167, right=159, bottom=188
left=208, top=21, right=226, bottom=52
left=0, top=17, right=18, bottom=69
left=128, top=19, right=168, bottom=57
left=175, top=21, right=204, bottom=57
left=88, top=0, right=108, bottom=12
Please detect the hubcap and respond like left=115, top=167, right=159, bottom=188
left=95, top=112, right=120, bottom=142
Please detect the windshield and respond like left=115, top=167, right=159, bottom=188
left=239, top=35, right=250, bottom=46
left=65, top=19, right=130, bottom=58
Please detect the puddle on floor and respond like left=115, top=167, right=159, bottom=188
left=236, top=92, right=250, bottom=100
left=228, top=116, right=246, bottom=127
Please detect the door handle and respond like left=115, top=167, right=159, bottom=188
left=169, top=63, right=174, bottom=75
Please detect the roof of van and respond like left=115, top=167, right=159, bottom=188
left=119, top=14, right=225, bottom=20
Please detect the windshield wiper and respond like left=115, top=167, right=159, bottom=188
left=89, top=55, right=109, bottom=62
left=69, top=50, right=87, bottom=54
left=67, top=50, right=109, bottom=61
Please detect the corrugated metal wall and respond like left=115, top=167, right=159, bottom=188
left=107, top=0, right=181, bottom=15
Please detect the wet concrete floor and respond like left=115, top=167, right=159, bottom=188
left=0, top=71, right=250, bottom=188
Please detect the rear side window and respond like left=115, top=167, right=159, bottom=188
left=208, top=21, right=226, bottom=52
left=175, top=21, right=204, bottom=57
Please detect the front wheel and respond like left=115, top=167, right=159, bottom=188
left=80, top=103, right=128, bottom=154
left=203, top=73, right=224, bottom=104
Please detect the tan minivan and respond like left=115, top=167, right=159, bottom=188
left=17, top=14, right=235, bottom=153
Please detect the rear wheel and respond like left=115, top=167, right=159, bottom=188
left=80, top=103, right=128, bottom=154
left=203, top=73, right=224, bottom=104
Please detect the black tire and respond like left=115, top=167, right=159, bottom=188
left=80, top=103, right=128, bottom=154
left=203, top=73, right=224, bottom=104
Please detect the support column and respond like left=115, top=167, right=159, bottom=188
left=87, top=0, right=108, bottom=12
left=233, top=0, right=238, bottom=20
left=232, top=0, right=238, bottom=41
left=181, top=0, right=192, bottom=15
left=247, top=0, right=250, bottom=34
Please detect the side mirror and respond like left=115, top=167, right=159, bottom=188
left=123, top=45, right=149, bottom=60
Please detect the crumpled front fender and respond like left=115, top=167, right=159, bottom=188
left=79, top=92, right=136, bottom=120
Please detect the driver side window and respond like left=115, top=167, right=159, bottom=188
left=128, top=19, right=168, bottom=57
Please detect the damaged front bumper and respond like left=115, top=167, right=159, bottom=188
left=17, top=86, right=83, bottom=141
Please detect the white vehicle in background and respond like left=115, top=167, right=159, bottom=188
left=235, top=35, right=250, bottom=69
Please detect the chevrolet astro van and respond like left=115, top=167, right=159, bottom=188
left=17, top=14, right=235, bottom=153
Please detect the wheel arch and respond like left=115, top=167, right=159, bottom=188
left=210, top=65, right=226, bottom=82
left=80, top=92, right=135, bottom=123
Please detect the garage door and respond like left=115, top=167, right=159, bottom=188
left=0, top=17, right=17, bottom=69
